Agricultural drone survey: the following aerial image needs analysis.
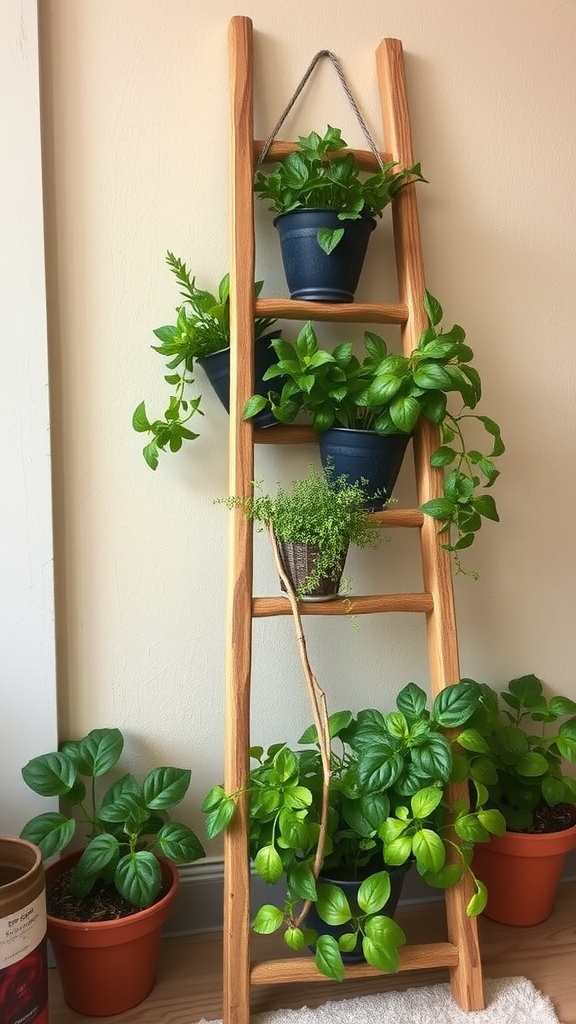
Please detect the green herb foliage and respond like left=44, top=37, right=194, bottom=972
left=202, top=682, right=505, bottom=981
left=254, top=125, right=426, bottom=254
left=133, top=252, right=277, bottom=469
left=243, top=293, right=505, bottom=574
left=20, top=728, right=205, bottom=910
left=218, top=465, right=382, bottom=597
left=463, top=674, right=576, bottom=831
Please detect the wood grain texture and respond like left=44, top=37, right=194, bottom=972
left=250, top=943, right=459, bottom=984
left=254, top=298, right=408, bottom=323
left=252, top=593, right=433, bottom=617
left=47, top=883, right=576, bottom=1024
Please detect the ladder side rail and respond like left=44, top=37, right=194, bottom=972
left=375, top=37, right=484, bottom=1013
left=225, top=15, right=258, bottom=1024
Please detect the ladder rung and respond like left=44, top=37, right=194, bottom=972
left=250, top=941, right=459, bottom=984
left=373, top=509, right=424, bottom=527
left=255, top=297, right=408, bottom=324
left=254, top=140, right=393, bottom=173
left=253, top=593, right=433, bottom=616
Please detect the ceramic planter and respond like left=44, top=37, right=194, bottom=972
left=472, top=805, right=576, bottom=926
left=197, top=329, right=281, bottom=428
left=0, top=838, right=48, bottom=1024
left=305, top=862, right=411, bottom=963
left=46, top=851, right=179, bottom=1016
left=320, top=428, right=412, bottom=511
left=276, top=539, right=348, bottom=601
left=273, top=210, right=376, bottom=302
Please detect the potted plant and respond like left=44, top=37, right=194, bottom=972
left=218, top=464, right=382, bottom=600
left=133, top=251, right=280, bottom=469
left=19, top=727, right=205, bottom=1016
left=202, top=680, right=505, bottom=981
left=254, top=124, right=426, bottom=302
left=465, top=673, right=576, bottom=925
left=243, top=292, right=505, bottom=575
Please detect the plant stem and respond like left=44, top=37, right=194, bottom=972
left=266, top=526, right=332, bottom=927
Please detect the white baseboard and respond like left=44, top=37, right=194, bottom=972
left=165, top=848, right=576, bottom=937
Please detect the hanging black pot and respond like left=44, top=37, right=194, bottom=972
left=320, top=427, right=412, bottom=511
left=276, top=540, right=348, bottom=601
left=197, top=330, right=281, bottom=429
left=305, top=861, right=411, bottom=964
left=273, top=210, right=376, bottom=303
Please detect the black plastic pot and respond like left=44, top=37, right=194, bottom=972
left=197, top=330, right=281, bottom=429
left=305, top=861, right=411, bottom=963
left=273, top=210, right=376, bottom=303
left=320, top=428, right=412, bottom=511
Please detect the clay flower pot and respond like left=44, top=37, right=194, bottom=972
left=46, top=851, right=179, bottom=1016
left=472, top=804, right=576, bottom=926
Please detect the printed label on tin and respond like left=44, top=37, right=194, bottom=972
left=0, top=893, right=48, bottom=1024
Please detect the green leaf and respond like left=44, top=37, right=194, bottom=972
left=203, top=795, right=237, bottom=839
left=357, top=871, right=391, bottom=914
left=288, top=862, right=317, bottom=902
left=382, top=834, right=413, bottom=865
left=549, top=697, right=576, bottom=716
left=467, top=880, right=488, bottom=917
left=20, top=812, right=76, bottom=859
left=75, top=728, right=124, bottom=777
left=72, top=834, right=120, bottom=899
left=132, top=401, right=151, bottom=432
left=430, top=446, right=457, bottom=468
left=317, top=227, right=345, bottom=255
left=254, top=845, right=283, bottom=884
left=432, top=682, right=478, bottom=727
left=515, top=752, right=549, bottom=777
left=362, top=934, right=401, bottom=973
left=142, top=767, right=191, bottom=810
left=396, top=682, right=427, bottom=719
left=143, top=440, right=159, bottom=470
left=477, top=809, right=506, bottom=835
left=273, top=748, right=298, bottom=782
left=21, top=752, right=77, bottom=797
left=316, top=882, right=352, bottom=925
left=284, top=786, right=313, bottom=810
left=156, top=822, right=205, bottom=863
left=420, top=497, right=455, bottom=520
left=243, top=395, right=268, bottom=420
left=411, top=786, right=443, bottom=818
left=412, top=829, right=446, bottom=872
left=471, top=494, right=499, bottom=522
left=115, top=851, right=162, bottom=909
left=338, top=932, right=359, bottom=953
left=456, top=729, right=489, bottom=753
left=315, top=934, right=345, bottom=981
left=424, top=291, right=443, bottom=327
left=252, top=904, right=284, bottom=934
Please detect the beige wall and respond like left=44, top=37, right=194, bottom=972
left=39, top=1, right=576, bottom=850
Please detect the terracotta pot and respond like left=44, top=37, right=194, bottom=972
left=46, top=851, right=178, bottom=1016
left=472, top=805, right=576, bottom=926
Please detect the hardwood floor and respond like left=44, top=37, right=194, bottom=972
left=48, top=881, right=576, bottom=1023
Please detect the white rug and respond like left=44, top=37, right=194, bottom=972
left=198, top=977, right=562, bottom=1024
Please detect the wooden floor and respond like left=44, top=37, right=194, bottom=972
left=48, top=881, right=576, bottom=1023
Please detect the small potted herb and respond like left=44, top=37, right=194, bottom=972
left=254, top=124, right=426, bottom=301
left=133, top=251, right=279, bottom=469
left=464, top=674, right=576, bottom=925
left=219, top=464, right=382, bottom=599
left=203, top=682, right=505, bottom=981
left=20, top=727, right=205, bottom=1015
left=243, top=292, right=505, bottom=575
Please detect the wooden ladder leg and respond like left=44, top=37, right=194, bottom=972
left=224, top=16, right=259, bottom=1024
left=376, top=37, right=484, bottom=1012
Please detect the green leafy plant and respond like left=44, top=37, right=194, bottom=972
left=202, top=682, right=505, bottom=981
left=243, top=293, right=505, bottom=574
left=20, top=727, right=205, bottom=910
left=218, top=464, right=382, bottom=597
left=133, top=252, right=277, bottom=469
left=463, top=674, right=576, bottom=831
left=254, top=125, right=426, bottom=254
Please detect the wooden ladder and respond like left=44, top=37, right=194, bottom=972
left=224, top=15, right=484, bottom=1023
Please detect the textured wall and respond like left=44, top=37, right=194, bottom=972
left=38, top=0, right=576, bottom=850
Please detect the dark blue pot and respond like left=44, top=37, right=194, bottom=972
left=306, top=861, right=411, bottom=964
left=320, top=427, right=412, bottom=511
left=197, top=330, right=280, bottom=429
left=273, top=210, right=376, bottom=303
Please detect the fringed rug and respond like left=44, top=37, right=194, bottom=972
left=197, top=977, right=562, bottom=1024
